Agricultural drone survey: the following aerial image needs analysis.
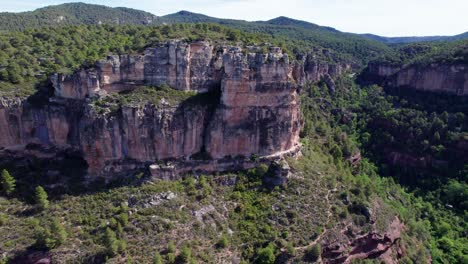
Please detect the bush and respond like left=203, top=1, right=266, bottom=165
left=34, top=218, right=67, bottom=249
left=287, top=242, right=296, bottom=256
left=305, top=244, right=321, bottom=262
left=0, top=214, right=7, bottom=226
left=103, top=227, right=119, bottom=256
left=179, top=245, right=192, bottom=263
left=168, top=240, right=176, bottom=253
left=153, top=252, right=163, bottom=264
left=117, top=212, right=129, bottom=226
left=34, top=186, right=49, bottom=210
left=1, top=169, right=15, bottom=196
left=167, top=253, right=176, bottom=264
left=217, top=234, right=229, bottom=248
left=256, top=244, right=275, bottom=264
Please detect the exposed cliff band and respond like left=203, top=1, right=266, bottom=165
left=361, top=62, right=468, bottom=95
left=3, top=41, right=352, bottom=177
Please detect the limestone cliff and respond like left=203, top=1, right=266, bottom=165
left=206, top=47, right=301, bottom=159
left=1, top=41, right=318, bottom=177
left=361, top=62, right=468, bottom=95
left=51, top=41, right=224, bottom=99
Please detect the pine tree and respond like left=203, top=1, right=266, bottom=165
left=50, top=218, right=67, bottom=246
left=103, top=227, right=118, bottom=256
left=152, top=252, right=162, bottom=264
left=35, top=186, right=49, bottom=210
left=1, top=169, right=15, bottom=196
left=34, top=218, right=67, bottom=249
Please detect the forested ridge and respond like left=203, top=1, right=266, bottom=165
left=0, top=2, right=467, bottom=264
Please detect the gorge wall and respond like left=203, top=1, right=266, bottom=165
left=361, top=62, right=468, bottom=95
left=2, top=41, right=350, bottom=178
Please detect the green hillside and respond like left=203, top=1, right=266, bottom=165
left=0, top=2, right=159, bottom=31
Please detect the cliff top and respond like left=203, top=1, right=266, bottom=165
left=90, top=85, right=200, bottom=114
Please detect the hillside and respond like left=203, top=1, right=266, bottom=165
left=0, top=2, right=467, bottom=264
left=0, top=4, right=393, bottom=64
left=161, top=11, right=393, bottom=64
left=0, top=2, right=159, bottom=31
left=361, top=31, right=468, bottom=44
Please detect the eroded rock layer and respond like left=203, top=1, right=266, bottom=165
left=1, top=41, right=319, bottom=177
left=362, top=62, right=468, bottom=95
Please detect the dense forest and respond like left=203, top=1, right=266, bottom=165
left=0, top=23, right=272, bottom=98
left=373, top=39, right=468, bottom=66
left=0, top=3, right=158, bottom=31
left=0, top=3, right=467, bottom=263
left=301, top=78, right=467, bottom=263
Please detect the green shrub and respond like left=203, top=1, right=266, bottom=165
left=103, top=227, right=119, bottom=256
left=217, top=234, right=229, bottom=248
left=153, top=252, right=163, bottom=264
left=179, top=245, right=192, bottom=263
left=167, top=253, right=176, bottom=264
left=0, top=214, right=7, bottom=226
left=1, top=169, right=15, bottom=196
left=34, top=218, right=67, bottom=249
left=305, top=244, right=321, bottom=262
left=34, top=186, right=49, bottom=210
left=256, top=244, right=275, bottom=264
left=168, top=240, right=176, bottom=253
left=287, top=242, right=296, bottom=256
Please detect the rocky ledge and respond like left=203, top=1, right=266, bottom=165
left=1, top=40, right=340, bottom=179
left=360, top=61, right=468, bottom=95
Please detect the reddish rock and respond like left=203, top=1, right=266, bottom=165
left=322, top=217, right=405, bottom=264
left=0, top=41, right=307, bottom=177
left=206, top=47, right=301, bottom=159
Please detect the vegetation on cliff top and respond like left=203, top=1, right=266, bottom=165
left=0, top=3, right=159, bottom=31
left=0, top=23, right=300, bottom=98
left=371, top=39, right=468, bottom=66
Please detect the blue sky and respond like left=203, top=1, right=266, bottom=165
left=1, top=0, right=467, bottom=37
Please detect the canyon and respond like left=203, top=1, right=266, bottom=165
left=362, top=61, right=468, bottom=95
left=0, top=41, right=351, bottom=179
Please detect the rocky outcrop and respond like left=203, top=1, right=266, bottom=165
left=0, top=41, right=310, bottom=178
left=262, top=159, right=291, bottom=189
left=361, top=62, right=468, bottom=95
left=51, top=41, right=224, bottom=99
left=52, top=43, right=352, bottom=100
left=206, top=47, right=301, bottom=159
left=322, top=216, right=405, bottom=264
left=293, top=54, right=352, bottom=85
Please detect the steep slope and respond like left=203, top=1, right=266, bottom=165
left=359, top=39, right=468, bottom=95
left=0, top=2, right=159, bottom=30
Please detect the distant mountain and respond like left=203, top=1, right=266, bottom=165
left=159, top=11, right=392, bottom=64
left=261, top=16, right=338, bottom=33
left=0, top=2, right=465, bottom=64
left=361, top=31, right=468, bottom=44
left=161, top=10, right=223, bottom=24
left=0, top=2, right=159, bottom=31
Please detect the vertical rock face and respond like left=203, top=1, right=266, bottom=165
left=51, top=41, right=225, bottom=99
left=206, top=47, right=301, bottom=159
left=293, top=54, right=352, bottom=85
left=0, top=100, right=72, bottom=148
left=144, top=41, right=224, bottom=92
left=362, top=62, right=468, bottom=95
left=80, top=102, right=212, bottom=174
left=0, top=41, right=339, bottom=177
